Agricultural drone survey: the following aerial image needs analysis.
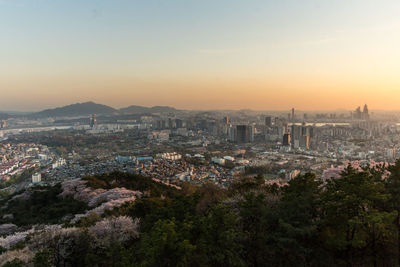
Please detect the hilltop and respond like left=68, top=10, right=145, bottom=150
left=28, top=102, right=179, bottom=118
left=31, top=102, right=118, bottom=118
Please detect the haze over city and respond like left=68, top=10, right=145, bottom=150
left=1, top=0, right=400, bottom=111
left=4, top=1, right=400, bottom=266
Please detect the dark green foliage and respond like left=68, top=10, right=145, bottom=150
left=2, top=259, right=24, bottom=267
left=34, top=249, right=52, bottom=267
left=5, top=169, right=400, bottom=266
left=274, top=173, right=327, bottom=266
left=386, top=160, right=400, bottom=265
left=245, top=165, right=270, bottom=175
left=81, top=171, right=400, bottom=266
left=83, top=171, right=179, bottom=197
left=137, top=219, right=196, bottom=267
left=198, top=204, right=245, bottom=267
left=229, top=176, right=263, bottom=194
left=0, top=184, right=88, bottom=226
left=320, top=166, right=396, bottom=266
left=0, top=167, right=38, bottom=189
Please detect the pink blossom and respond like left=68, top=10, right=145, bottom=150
left=88, top=216, right=140, bottom=247
left=0, top=247, right=34, bottom=266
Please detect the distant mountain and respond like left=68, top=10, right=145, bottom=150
left=32, top=102, right=118, bottom=118
left=119, top=105, right=178, bottom=114
left=27, top=102, right=179, bottom=118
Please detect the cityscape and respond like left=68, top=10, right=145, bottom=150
left=1, top=102, right=400, bottom=191
left=2, top=102, right=400, bottom=266
left=2, top=0, right=400, bottom=266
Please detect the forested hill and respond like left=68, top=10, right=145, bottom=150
left=28, top=102, right=179, bottom=118
left=1, top=163, right=400, bottom=266
left=31, top=102, right=118, bottom=118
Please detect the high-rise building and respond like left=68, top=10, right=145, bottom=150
left=232, top=125, right=254, bottom=143
left=352, top=104, right=370, bottom=120
left=362, top=104, right=370, bottom=120
left=89, top=114, right=97, bottom=128
left=289, top=124, right=313, bottom=149
left=291, top=125, right=301, bottom=141
left=299, top=135, right=310, bottom=149
left=236, top=125, right=248, bottom=143
left=223, top=116, right=230, bottom=125
left=291, top=108, right=295, bottom=122
left=305, top=126, right=314, bottom=137
left=175, top=119, right=183, bottom=129
left=228, top=125, right=236, bottom=142
left=283, top=133, right=291, bottom=146
left=248, top=125, right=254, bottom=142
left=265, top=116, right=272, bottom=127
left=0, top=120, right=6, bottom=129
left=168, top=118, right=174, bottom=129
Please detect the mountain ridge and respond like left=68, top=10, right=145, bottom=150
left=29, top=101, right=179, bottom=118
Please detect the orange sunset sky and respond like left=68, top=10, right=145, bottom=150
left=1, top=0, right=399, bottom=111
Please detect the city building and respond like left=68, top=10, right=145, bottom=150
left=0, top=120, right=7, bottom=129
left=32, top=173, right=41, bottom=183
left=89, top=114, right=97, bottom=128
left=265, top=116, right=272, bottom=127
left=283, top=133, right=291, bottom=146
left=352, top=104, right=370, bottom=120
left=235, top=125, right=254, bottom=143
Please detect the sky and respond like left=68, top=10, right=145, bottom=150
left=1, top=0, right=400, bottom=111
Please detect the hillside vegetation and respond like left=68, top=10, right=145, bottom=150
left=1, top=163, right=400, bottom=266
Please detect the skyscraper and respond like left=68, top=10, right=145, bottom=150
left=223, top=116, right=230, bottom=125
left=283, top=133, right=291, bottom=146
left=291, top=108, right=295, bottom=122
left=353, top=104, right=370, bottom=120
left=89, top=114, right=97, bottom=128
left=291, top=124, right=301, bottom=141
left=265, top=116, right=272, bottom=127
left=362, top=104, right=370, bottom=120
left=228, top=125, right=236, bottom=142
left=234, top=125, right=254, bottom=143
left=0, top=120, right=6, bottom=129
left=236, top=125, right=248, bottom=143
left=299, top=135, right=310, bottom=149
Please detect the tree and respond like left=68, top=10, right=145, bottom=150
left=274, top=173, right=326, bottom=266
left=386, top=159, right=400, bottom=265
left=33, top=249, right=52, bottom=267
left=138, top=219, right=196, bottom=267
left=199, top=204, right=245, bottom=267
left=2, top=258, right=24, bottom=267
left=236, top=191, right=274, bottom=266
left=321, top=166, right=395, bottom=266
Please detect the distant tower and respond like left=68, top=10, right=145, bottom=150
left=236, top=125, right=247, bottom=143
left=291, top=108, right=295, bottom=123
left=223, top=116, right=229, bottom=125
left=283, top=133, right=291, bottom=146
left=354, top=106, right=362, bottom=120
left=362, top=104, right=369, bottom=120
left=90, top=114, right=97, bottom=128
left=235, top=125, right=254, bottom=143
left=265, top=116, right=272, bottom=127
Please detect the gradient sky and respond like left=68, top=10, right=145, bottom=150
left=1, top=0, right=400, bottom=111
